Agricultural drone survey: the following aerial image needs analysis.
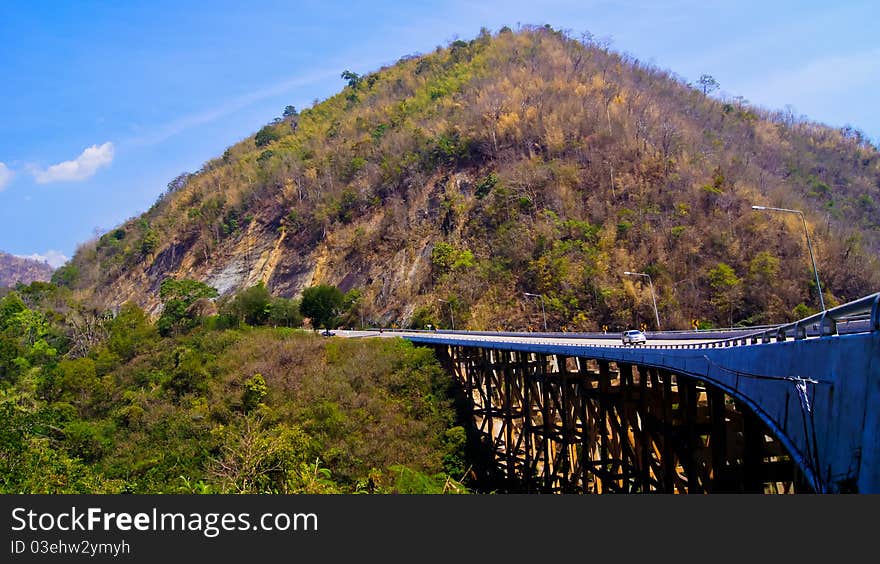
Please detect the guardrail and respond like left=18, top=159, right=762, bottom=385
left=741, top=291, right=880, bottom=344
left=368, top=325, right=780, bottom=341
left=595, top=291, right=879, bottom=350
left=371, top=291, right=880, bottom=352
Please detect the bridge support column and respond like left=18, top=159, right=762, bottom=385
left=437, top=343, right=809, bottom=494
left=636, top=365, right=652, bottom=492
left=742, top=402, right=765, bottom=493
left=709, top=388, right=729, bottom=492
left=681, top=377, right=699, bottom=493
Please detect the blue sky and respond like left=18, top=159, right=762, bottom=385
left=1, top=0, right=878, bottom=267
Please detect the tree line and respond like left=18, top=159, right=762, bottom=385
left=155, top=278, right=366, bottom=335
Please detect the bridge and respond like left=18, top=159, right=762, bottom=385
left=343, top=291, right=880, bottom=493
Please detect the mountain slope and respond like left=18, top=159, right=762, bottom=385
left=0, top=251, right=54, bottom=288
left=64, top=26, right=880, bottom=330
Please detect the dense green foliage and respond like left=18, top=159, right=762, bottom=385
left=299, top=284, right=344, bottom=329
left=0, top=281, right=467, bottom=494
left=215, top=282, right=304, bottom=329
left=157, top=278, right=219, bottom=336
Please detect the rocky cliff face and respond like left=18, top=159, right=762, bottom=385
left=79, top=169, right=470, bottom=323
left=63, top=27, right=880, bottom=330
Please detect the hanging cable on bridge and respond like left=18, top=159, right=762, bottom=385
left=702, top=355, right=826, bottom=493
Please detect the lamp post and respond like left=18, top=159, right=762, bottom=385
left=523, top=292, right=548, bottom=332
left=751, top=205, right=825, bottom=312
left=437, top=299, right=454, bottom=331
left=623, top=271, right=661, bottom=330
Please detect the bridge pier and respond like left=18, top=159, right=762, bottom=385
left=434, top=344, right=810, bottom=494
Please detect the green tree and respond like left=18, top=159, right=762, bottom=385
left=0, top=402, right=121, bottom=493
left=339, top=289, right=363, bottom=328
left=268, top=297, right=303, bottom=328
left=698, top=74, right=719, bottom=96
left=340, top=70, right=361, bottom=89
left=140, top=229, right=160, bottom=255
left=748, top=251, right=780, bottom=286
left=441, top=426, right=468, bottom=478
left=0, top=292, right=26, bottom=329
left=408, top=307, right=438, bottom=330
left=167, top=346, right=210, bottom=396
left=6, top=307, right=51, bottom=348
left=53, top=358, right=102, bottom=414
left=254, top=125, right=281, bottom=148
left=107, top=302, right=158, bottom=361
left=159, top=278, right=219, bottom=304
left=431, top=242, right=474, bottom=275
left=241, top=374, right=268, bottom=413
left=474, top=172, right=498, bottom=199
left=0, top=334, right=23, bottom=384
left=431, top=242, right=456, bottom=272
left=708, top=262, right=742, bottom=326
left=157, top=278, right=218, bottom=336
left=792, top=303, right=813, bottom=319
left=225, top=282, right=272, bottom=326
left=299, top=285, right=344, bottom=330
left=50, top=264, right=79, bottom=287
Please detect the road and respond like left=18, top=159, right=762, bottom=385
left=333, top=329, right=723, bottom=348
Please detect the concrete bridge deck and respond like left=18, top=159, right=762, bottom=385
left=339, top=292, right=880, bottom=492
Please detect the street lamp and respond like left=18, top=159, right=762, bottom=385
left=523, top=292, right=548, bottom=332
left=623, top=271, right=661, bottom=330
left=437, top=299, right=455, bottom=331
left=751, top=205, right=825, bottom=312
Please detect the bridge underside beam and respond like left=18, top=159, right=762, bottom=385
left=438, top=345, right=810, bottom=494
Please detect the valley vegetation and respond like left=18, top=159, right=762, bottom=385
left=0, top=281, right=468, bottom=493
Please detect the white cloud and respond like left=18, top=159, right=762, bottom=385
left=33, top=142, right=114, bottom=184
left=15, top=250, right=68, bottom=269
left=0, top=162, right=12, bottom=191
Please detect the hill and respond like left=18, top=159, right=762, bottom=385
left=61, top=26, right=880, bottom=331
left=0, top=251, right=54, bottom=288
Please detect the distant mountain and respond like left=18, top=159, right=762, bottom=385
left=0, top=251, right=54, bottom=288
left=62, top=26, right=880, bottom=330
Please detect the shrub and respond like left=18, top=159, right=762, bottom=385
left=254, top=125, right=281, bottom=148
